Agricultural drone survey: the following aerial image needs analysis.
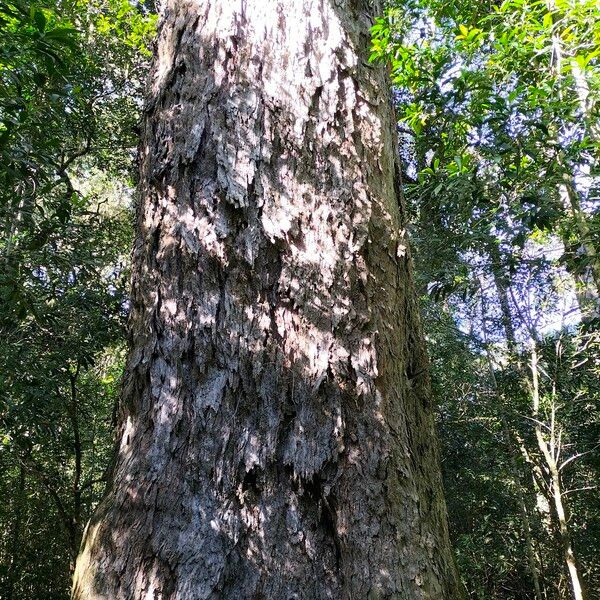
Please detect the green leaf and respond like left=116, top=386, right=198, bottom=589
left=32, top=7, right=46, bottom=32
left=43, top=27, right=79, bottom=45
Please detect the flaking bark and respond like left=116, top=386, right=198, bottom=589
left=73, top=1, right=463, bottom=598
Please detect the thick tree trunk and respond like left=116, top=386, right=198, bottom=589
left=73, top=1, right=462, bottom=598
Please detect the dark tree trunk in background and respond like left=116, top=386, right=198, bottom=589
left=73, top=1, right=462, bottom=598
left=5, top=466, right=25, bottom=600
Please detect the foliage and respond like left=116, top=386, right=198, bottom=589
left=373, top=0, right=600, bottom=597
left=372, top=0, right=600, bottom=319
left=0, top=1, right=155, bottom=598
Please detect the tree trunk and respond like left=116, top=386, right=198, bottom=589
left=530, top=347, right=585, bottom=600
left=487, top=243, right=518, bottom=352
left=5, top=466, right=26, bottom=600
left=73, top=1, right=462, bottom=598
left=479, top=280, right=544, bottom=600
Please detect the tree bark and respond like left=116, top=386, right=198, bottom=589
left=479, top=278, right=544, bottom=600
left=73, top=1, right=462, bottom=598
left=529, top=347, right=585, bottom=600
left=5, top=466, right=25, bottom=600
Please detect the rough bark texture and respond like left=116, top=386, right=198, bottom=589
left=73, top=1, right=462, bottom=598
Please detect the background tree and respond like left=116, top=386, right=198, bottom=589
left=372, top=0, right=600, bottom=597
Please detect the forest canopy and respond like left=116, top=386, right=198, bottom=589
left=0, top=0, right=598, bottom=599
